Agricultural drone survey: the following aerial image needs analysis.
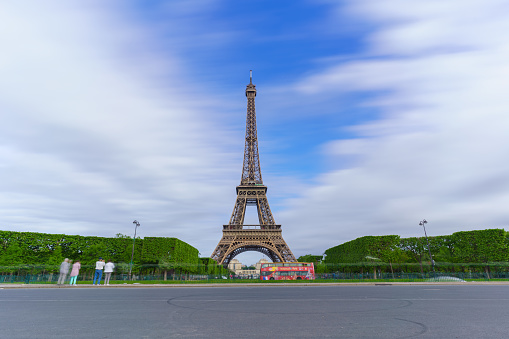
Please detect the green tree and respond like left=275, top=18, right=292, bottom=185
left=159, top=254, right=175, bottom=280
left=297, top=254, right=322, bottom=264
left=46, top=245, right=65, bottom=282
left=0, top=241, right=24, bottom=275
left=451, top=229, right=508, bottom=278
left=80, top=244, right=107, bottom=266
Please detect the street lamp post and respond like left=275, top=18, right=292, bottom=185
left=129, top=220, right=141, bottom=280
left=419, top=219, right=435, bottom=278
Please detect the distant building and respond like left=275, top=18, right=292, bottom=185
left=255, top=258, right=270, bottom=271
left=228, top=258, right=271, bottom=277
left=228, top=259, right=243, bottom=273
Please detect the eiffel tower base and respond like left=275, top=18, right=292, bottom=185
left=211, top=225, right=296, bottom=267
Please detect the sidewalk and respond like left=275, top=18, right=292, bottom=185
left=2, top=281, right=509, bottom=288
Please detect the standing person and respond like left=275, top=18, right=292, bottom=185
left=93, top=257, right=105, bottom=285
left=69, top=260, right=81, bottom=286
left=57, top=258, right=70, bottom=285
left=104, top=260, right=115, bottom=286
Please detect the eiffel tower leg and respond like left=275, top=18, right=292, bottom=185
left=272, top=236, right=296, bottom=262
left=257, top=197, right=275, bottom=225
left=211, top=233, right=235, bottom=265
left=229, top=197, right=247, bottom=226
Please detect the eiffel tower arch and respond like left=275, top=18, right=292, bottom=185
left=211, top=71, right=296, bottom=267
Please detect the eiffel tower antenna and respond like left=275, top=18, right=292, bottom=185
left=211, top=71, right=296, bottom=267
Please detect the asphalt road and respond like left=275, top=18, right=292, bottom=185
left=1, top=285, right=508, bottom=338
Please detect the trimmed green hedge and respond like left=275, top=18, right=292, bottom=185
left=323, top=229, right=509, bottom=278
left=324, top=235, right=401, bottom=263
left=0, top=230, right=227, bottom=275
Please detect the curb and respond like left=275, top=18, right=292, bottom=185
left=2, top=281, right=509, bottom=289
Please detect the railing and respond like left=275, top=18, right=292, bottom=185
left=1, top=263, right=508, bottom=284
left=316, top=271, right=509, bottom=281
left=0, top=273, right=225, bottom=284
left=223, top=225, right=281, bottom=230
left=1, top=271, right=508, bottom=284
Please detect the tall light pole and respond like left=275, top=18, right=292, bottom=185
left=129, top=220, right=140, bottom=280
left=419, top=219, right=435, bottom=277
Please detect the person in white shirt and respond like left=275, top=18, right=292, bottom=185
left=93, top=258, right=105, bottom=285
left=104, top=260, right=115, bottom=286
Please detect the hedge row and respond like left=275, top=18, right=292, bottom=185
left=0, top=230, right=229, bottom=275
left=322, top=229, right=509, bottom=277
left=324, top=229, right=509, bottom=264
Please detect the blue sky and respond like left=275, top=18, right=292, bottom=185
left=2, top=0, right=509, bottom=265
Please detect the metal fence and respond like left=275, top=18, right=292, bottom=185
left=316, top=271, right=509, bottom=281
left=1, top=265, right=509, bottom=284
left=0, top=272, right=228, bottom=284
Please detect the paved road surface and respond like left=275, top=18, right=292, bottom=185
left=1, top=285, right=508, bottom=338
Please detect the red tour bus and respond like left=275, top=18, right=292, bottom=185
left=260, top=262, right=315, bottom=280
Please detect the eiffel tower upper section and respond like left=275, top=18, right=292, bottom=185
left=227, top=71, right=276, bottom=227
left=241, top=71, right=263, bottom=186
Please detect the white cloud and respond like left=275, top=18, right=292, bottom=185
left=280, top=0, right=509, bottom=255
left=349, top=0, right=509, bottom=54
left=0, top=2, right=239, bottom=254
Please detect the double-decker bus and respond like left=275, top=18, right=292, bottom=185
left=260, top=262, right=315, bottom=280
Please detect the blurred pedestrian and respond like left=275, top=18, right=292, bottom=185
left=57, top=258, right=70, bottom=285
left=93, top=257, right=105, bottom=285
left=69, top=260, right=81, bottom=286
left=104, top=260, right=115, bottom=286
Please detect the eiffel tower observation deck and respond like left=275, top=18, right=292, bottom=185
left=211, top=71, right=296, bottom=267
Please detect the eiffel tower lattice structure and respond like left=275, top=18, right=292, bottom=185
left=211, top=71, right=296, bottom=267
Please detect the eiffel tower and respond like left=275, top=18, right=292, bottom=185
left=211, top=71, right=296, bottom=267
